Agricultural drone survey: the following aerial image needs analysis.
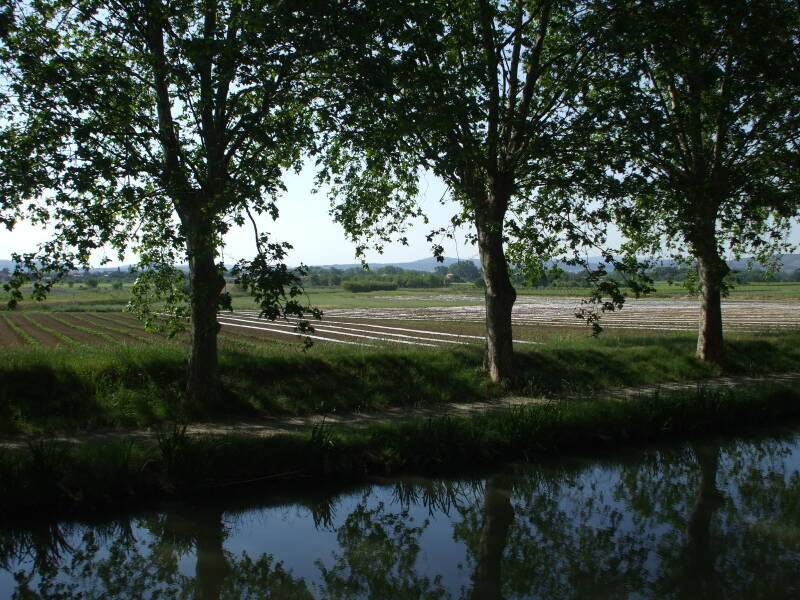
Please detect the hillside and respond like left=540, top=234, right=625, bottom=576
left=2, top=253, right=799, bottom=274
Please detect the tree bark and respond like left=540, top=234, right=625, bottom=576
left=470, top=476, right=514, bottom=600
left=475, top=206, right=517, bottom=383
left=695, top=248, right=729, bottom=367
left=185, top=217, right=225, bottom=406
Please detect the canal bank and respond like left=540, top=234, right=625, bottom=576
left=2, top=375, right=800, bottom=518
left=3, top=423, right=800, bottom=598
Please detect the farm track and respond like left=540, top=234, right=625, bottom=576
left=2, top=371, right=798, bottom=449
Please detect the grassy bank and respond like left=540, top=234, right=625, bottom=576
left=2, top=330, right=800, bottom=434
left=2, top=381, right=799, bottom=517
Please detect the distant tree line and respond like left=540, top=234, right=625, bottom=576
left=301, top=261, right=490, bottom=291
left=512, top=264, right=800, bottom=289
left=305, top=265, right=445, bottom=291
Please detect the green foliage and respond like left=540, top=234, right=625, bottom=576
left=341, top=281, right=399, bottom=293
left=0, top=0, right=332, bottom=393
left=592, top=0, right=800, bottom=296
left=318, top=1, right=655, bottom=369
left=448, top=260, right=480, bottom=282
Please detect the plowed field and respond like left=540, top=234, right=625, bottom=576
left=1, top=297, right=797, bottom=350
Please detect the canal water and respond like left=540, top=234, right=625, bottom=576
left=2, top=428, right=799, bottom=599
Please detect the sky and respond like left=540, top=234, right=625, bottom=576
left=0, top=165, right=479, bottom=268
left=1, top=164, right=798, bottom=268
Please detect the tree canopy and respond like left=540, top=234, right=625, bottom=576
left=0, top=0, right=332, bottom=399
left=593, top=0, right=800, bottom=364
left=318, top=0, right=634, bottom=382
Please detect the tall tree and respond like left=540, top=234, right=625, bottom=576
left=595, top=0, right=800, bottom=365
left=320, top=0, right=617, bottom=382
left=0, top=0, right=326, bottom=402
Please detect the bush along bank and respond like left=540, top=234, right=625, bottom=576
left=2, top=380, right=800, bottom=518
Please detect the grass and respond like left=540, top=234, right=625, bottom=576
left=2, top=380, right=799, bottom=517
left=2, top=329, right=799, bottom=435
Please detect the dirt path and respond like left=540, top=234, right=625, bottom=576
left=2, top=371, right=799, bottom=450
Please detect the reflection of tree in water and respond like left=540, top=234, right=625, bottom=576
left=4, top=502, right=312, bottom=600
left=615, top=438, right=800, bottom=599
left=451, top=436, right=800, bottom=599
left=4, top=434, right=800, bottom=599
left=453, top=466, right=651, bottom=600
left=467, top=476, right=514, bottom=600
left=317, top=492, right=448, bottom=600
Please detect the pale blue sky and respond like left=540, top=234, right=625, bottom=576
left=0, top=166, right=478, bottom=268
left=1, top=164, right=798, bottom=268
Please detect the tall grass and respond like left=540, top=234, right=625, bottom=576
left=1, top=331, right=799, bottom=434
left=2, top=381, right=799, bottom=517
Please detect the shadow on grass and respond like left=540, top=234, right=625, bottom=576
left=218, top=347, right=493, bottom=416
left=0, top=346, right=188, bottom=434
left=2, top=331, right=799, bottom=434
left=513, top=333, right=800, bottom=396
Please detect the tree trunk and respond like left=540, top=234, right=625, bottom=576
left=475, top=210, right=517, bottom=383
left=194, top=508, right=231, bottom=600
left=683, top=444, right=723, bottom=596
left=695, top=249, right=729, bottom=367
left=185, top=221, right=225, bottom=405
left=470, top=476, right=514, bottom=600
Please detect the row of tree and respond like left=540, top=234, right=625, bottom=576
left=1, top=0, right=798, bottom=399
left=305, top=265, right=446, bottom=289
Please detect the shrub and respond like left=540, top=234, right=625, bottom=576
left=341, top=280, right=398, bottom=293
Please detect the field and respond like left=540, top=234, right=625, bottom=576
left=2, top=280, right=800, bottom=436
left=1, top=285, right=798, bottom=351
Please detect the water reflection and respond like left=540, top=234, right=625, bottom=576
left=2, top=430, right=800, bottom=599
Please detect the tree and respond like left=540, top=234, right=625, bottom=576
left=595, top=0, right=800, bottom=365
left=449, top=260, right=481, bottom=282
left=0, top=0, right=327, bottom=402
left=320, top=0, right=619, bottom=382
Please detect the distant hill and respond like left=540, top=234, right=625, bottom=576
left=315, top=256, right=482, bottom=272
left=727, top=254, right=800, bottom=272
left=317, top=254, right=800, bottom=274
left=3, top=253, right=800, bottom=274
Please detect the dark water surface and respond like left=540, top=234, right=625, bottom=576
left=2, top=429, right=800, bottom=599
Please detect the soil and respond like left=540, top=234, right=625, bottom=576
left=13, top=314, right=65, bottom=347
left=0, top=315, right=27, bottom=347
left=70, top=313, right=157, bottom=344
left=320, top=298, right=800, bottom=333
left=34, top=314, right=111, bottom=346
left=2, top=298, right=797, bottom=351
